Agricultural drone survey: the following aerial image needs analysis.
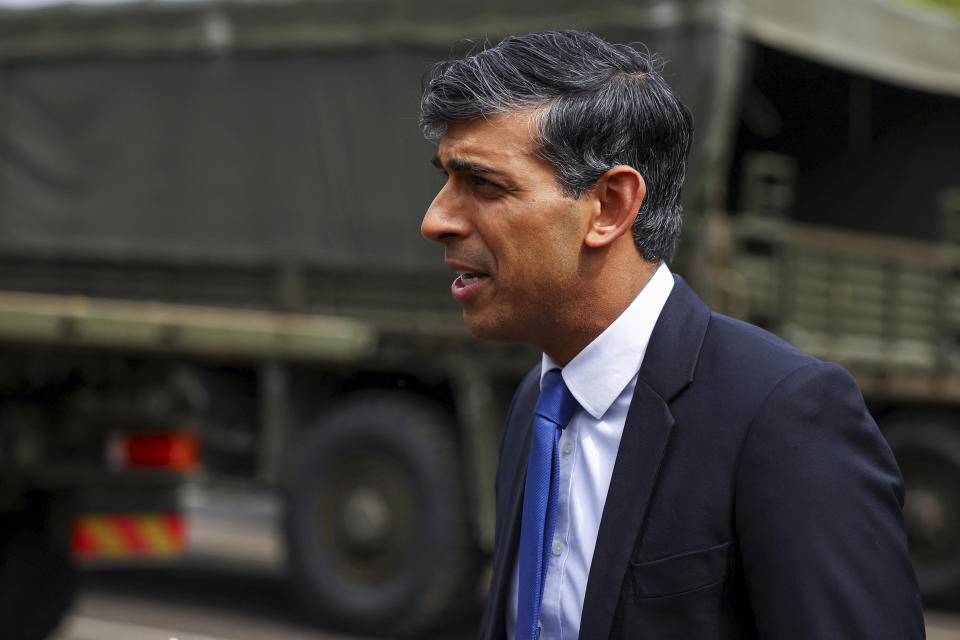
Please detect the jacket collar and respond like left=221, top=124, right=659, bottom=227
left=637, top=274, right=711, bottom=403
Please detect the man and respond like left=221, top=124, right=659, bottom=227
left=419, top=30, right=923, bottom=639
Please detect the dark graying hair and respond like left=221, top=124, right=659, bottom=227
left=419, top=29, right=693, bottom=263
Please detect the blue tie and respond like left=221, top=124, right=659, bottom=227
left=516, top=369, right=578, bottom=640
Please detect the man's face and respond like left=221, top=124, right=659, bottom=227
left=421, top=111, right=591, bottom=349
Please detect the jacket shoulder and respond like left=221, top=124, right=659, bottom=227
left=702, top=311, right=821, bottom=381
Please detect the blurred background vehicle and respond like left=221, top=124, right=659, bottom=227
left=0, top=0, right=957, bottom=638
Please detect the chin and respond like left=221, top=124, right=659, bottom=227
left=462, top=311, right=519, bottom=344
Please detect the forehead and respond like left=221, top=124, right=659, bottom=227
left=437, top=111, right=543, bottom=169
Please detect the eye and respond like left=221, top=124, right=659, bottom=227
left=471, top=175, right=503, bottom=193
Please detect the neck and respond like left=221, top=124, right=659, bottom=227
left=542, top=255, right=659, bottom=366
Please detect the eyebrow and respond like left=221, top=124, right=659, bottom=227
left=431, top=155, right=512, bottom=182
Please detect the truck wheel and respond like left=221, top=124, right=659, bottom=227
left=882, top=414, right=960, bottom=602
left=283, top=392, right=471, bottom=636
left=0, top=498, right=76, bottom=640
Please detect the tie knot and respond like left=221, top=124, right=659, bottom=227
left=536, top=369, right=578, bottom=429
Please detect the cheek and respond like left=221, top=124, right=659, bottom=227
left=493, top=201, right=583, bottom=279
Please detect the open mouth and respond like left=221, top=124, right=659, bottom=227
left=456, top=272, right=487, bottom=287
left=451, top=271, right=489, bottom=300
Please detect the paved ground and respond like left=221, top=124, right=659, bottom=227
left=52, top=567, right=356, bottom=640
left=927, top=611, right=960, bottom=639
left=52, top=561, right=474, bottom=640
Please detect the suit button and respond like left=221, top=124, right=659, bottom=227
left=552, top=541, right=564, bottom=556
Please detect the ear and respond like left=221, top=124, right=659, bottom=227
left=584, top=166, right=646, bottom=248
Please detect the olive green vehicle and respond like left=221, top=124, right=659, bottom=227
left=0, top=0, right=957, bottom=637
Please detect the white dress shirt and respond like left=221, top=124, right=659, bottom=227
left=506, top=262, right=675, bottom=640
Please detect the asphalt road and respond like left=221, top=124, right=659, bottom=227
left=931, top=612, right=960, bottom=640
left=51, top=560, right=480, bottom=640
left=51, top=565, right=361, bottom=640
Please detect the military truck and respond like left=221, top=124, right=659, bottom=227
left=0, top=0, right=958, bottom=638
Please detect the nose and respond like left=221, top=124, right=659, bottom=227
left=421, top=182, right=468, bottom=244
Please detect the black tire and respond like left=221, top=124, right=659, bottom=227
left=283, top=392, right=472, bottom=636
left=0, top=496, right=77, bottom=640
left=882, top=413, right=960, bottom=603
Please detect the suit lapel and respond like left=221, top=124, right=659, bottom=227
left=579, top=276, right=711, bottom=639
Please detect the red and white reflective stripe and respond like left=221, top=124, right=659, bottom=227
left=72, top=513, right=186, bottom=559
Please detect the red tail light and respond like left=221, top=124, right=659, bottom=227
left=122, top=432, right=199, bottom=472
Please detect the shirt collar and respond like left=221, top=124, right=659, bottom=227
left=540, top=263, right=675, bottom=419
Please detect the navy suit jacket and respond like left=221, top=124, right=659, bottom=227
left=479, top=276, right=924, bottom=639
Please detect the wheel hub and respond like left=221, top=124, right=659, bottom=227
left=905, top=486, right=946, bottom=544
left=339, top=486, right=392, bottom=550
